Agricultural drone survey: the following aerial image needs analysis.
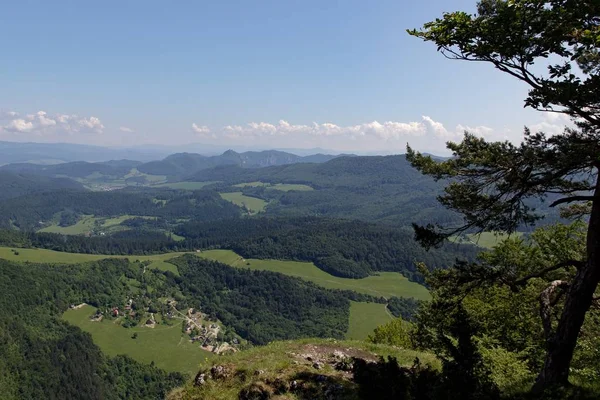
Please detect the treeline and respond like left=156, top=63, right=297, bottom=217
left=387, top=296, right=421, bottom=321
left=176, top=217, right=478, bottom=283
left=0, top=259, right=185, bottom=399
left=0, top=216, right=476, bottom=283
left=0, top=189, right=240, bottom=230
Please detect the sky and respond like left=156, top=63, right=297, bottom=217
left=0, top=0, right=571, bottom=155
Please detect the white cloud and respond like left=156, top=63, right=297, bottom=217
left=192, top=123, right=212, bottom=136
left=529, top=113, right=573, bottom=136
left=4, top=119, right=34, bottom=133
left=1, top=110, right=104, bottom=135
left=213, top=119, right=427, bottom=139
left=422, top=115, right=493, bottom=139
left=119, top=126, right=135, bottom=133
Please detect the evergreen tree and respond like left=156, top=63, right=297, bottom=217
left=407, top=0, right=600, bottom=392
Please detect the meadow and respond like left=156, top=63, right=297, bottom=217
left=0, top=246, right=429, bottom=300
left=219, top=192, right=268, bottom=213
left=63, top=305, right=212, bottom=374
left=37, top=214, right=157, bottom=235
left=451, top=231, right=525, bottom=249
left=233, top=181, right=313, bottom=191
left=39, top=215, right=96, bottom=235
left=0, top=246, right=188, bottom=275
left=346, top=301, right=393, bottom=340
left=199, top=249, right=430, bottom=301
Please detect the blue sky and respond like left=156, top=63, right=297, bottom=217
left=0, top=0, right=568, bottom=154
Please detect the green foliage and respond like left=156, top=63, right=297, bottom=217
left=368, top=318, right=413, bottom=348
left=479, top=345, right=536, bottom=395
left=171, top=255, right=351, bottom=345
left=387, top=296, right=422, bottom=321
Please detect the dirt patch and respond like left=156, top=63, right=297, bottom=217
left=297, top=344, right=378, bottom=363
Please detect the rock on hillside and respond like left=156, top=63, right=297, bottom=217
left=168, top=338, right=437, bottom=400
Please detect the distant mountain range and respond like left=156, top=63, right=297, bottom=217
left=136, top=150, right=345, bottom=177
left=0, top=140, right=353, bottom=165
left=0, top=150, right=347, bottom=181
left=0, top=141, right=171, bottom=165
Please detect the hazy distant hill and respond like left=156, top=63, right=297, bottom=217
left=0, top=150, right=342, bottom=182
left=136, top=150, right=342, bottom=177
left=0, top=141, right=170, bottom=164
left=0, top=160, right=138, bottom=179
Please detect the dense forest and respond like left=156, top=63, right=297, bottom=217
left=176, top=216, right=477, bottom=282
left=0, top=259, right=185, bottom=399
left=0, top=189, right=241, bottom=230
left=0, top=215, right=477, bottom=284
left=0, top=171, right=84, bottom=200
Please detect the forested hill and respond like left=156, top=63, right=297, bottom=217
left=136, top=150, right=342, bottom=177
left=190, top=154, right=427, bottom=188
left=0, top=189, right=241, bottom=230
left=194, top=155, right=459, bottom=226
left=0, top=171, right=84, bottom=201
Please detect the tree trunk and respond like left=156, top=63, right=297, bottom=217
left=532, top=175, right=600, bottom=393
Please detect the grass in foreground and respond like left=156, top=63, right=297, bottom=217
left=63, top=305, right=212, bottom=374
left=346, top=301, right=393, bottom=340
left=168, top=338, right=437, bottom=400
left=219, top=192, right=268, bottom=213
left=198, top=249, right=430, bottom=301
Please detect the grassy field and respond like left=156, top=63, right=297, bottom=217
left=452, top=231, right=524, bottom=249
left=219, top=192, right=268, bottom=213
left=199, top=249, right=430, bottom=301
left=63, top=305, right=212, bottom=374
left=1, top=246, right=429, bottom=300
left=232, top=181, right=267, bottom=188
left=0, top=246, right=190, bottom=274
left=155, top=181, right=218, bottom=190
left=232, top=181, right=313, bottom=191
left=271, top=183, right=313, bottom=191
left=39, top=215, right=96, bottom=235
left=346, top=301, right=393, bottom=340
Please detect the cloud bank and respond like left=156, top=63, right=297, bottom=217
left=191, top=116, right=494, bottom=142
left=0, top=110, right=104, bottom=135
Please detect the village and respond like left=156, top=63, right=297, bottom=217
left=70, top=297, right=241, bottom=356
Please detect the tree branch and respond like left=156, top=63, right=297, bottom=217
left=550, top=196, right=599, bottom=207
left=512, top=260, right=583, bottom=289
